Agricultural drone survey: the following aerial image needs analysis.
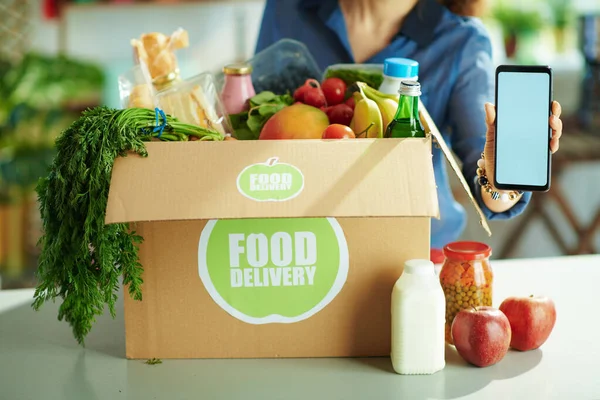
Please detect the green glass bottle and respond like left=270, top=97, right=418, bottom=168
left=385, top=81, right=426, bottom=138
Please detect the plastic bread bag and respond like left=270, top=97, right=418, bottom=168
left=155, top=72, right=232, bottom=136
left=118, top=63, right=157, bottom=110
left=131, top=28, right=189, bottom=89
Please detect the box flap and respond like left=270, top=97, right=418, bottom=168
left=419, top=99, right=492, bottom=237
left=105, top=138, right=439, bottom=224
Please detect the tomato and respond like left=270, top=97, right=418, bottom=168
left=321, top=78, right=347, bottom=106
left=322, top=124, right=356, bottom=139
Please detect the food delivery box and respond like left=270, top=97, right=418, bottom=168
left=104, top=106, right=491, bottom=359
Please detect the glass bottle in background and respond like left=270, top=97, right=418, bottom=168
left=378, top=57, right=419, bottom=96
left=221, top=63, right=256, bottom=115
left=385, top=81, right=426, bottom=138
left=391, top=259, right=446, bottom=375
left=439, top=241, right=493, bottom=344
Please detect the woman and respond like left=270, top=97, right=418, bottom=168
left=255, top=0, right=563, bottom=249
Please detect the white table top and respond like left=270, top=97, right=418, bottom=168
left=1, top=255, right=599, bottom=400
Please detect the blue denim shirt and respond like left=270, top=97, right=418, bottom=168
left=255, top=0, right=531, bottom=248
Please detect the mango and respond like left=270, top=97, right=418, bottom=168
left=259, top=104, right=330, bottom=140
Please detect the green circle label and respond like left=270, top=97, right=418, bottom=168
left=236, top=157, right=304, bottom=202
left=198, top=218, right=349, bottom=324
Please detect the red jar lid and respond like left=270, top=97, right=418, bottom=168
left=443, top=241, right=491, bottom=261
left=430, top=248, right=445, bottom=264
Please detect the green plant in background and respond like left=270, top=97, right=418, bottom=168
left=0, top=53, right=105, bottom=285
left=0, top=105, right=74, bottom=279
left=1, top=53, right=105, bottom=111
left=492, top=4, right=545, bottom=59
left=0, top=53, right=106, bottom=198
left=547, top=0, right=574, bottom=52
left=0, top=107, right=67, bottom=190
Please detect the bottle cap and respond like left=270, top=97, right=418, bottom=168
left=383, top=58, right=419, bottom=79
left=443, top=241, right=492, bottom=261
left=223, top=63, right=253, bottom=75
left=404, top=259, right=435, bottom=274
left=399, top=81, right=421, bottom=96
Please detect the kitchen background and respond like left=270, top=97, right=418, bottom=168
left=1, top=0, right=599, bottom=289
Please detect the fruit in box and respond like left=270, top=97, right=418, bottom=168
left=322, top=124, right=355, bottom=139
left=349, top=91, right=383, bottom=138
left=361, top=83, right=399, bottom=131
left=321, top=78, right=347, bottom=106
left=451, top=306, right=511, bottom=367
left=259, top=103, right=329, bottom=140
left=345, top=97, right=355, bottom=110
left=325, top=104, right=354, bottom=126
left=304, top=90, right=327, bottom=108
left=499, top=295, right=557, bottom=351
left=294, top=79, right=327, bottom=108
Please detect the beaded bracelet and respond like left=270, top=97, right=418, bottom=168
left=476, top=153, right=523, bottom=202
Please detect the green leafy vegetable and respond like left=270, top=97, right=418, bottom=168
left=145, top=358, right=163, bottom=365
left=32, top=106, right=222, bottom=345
left=324, top=69, right=384, bottom=91
left=2, top=52, right=105, bottom=109
left=230, top=91, right=294, bottom=140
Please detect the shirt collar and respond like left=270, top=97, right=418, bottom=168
left=399, top=0, right=445, bottom=48
left=300, top=0, right=445, bottom=48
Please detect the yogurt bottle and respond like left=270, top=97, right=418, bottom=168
left=221, top=63, right=256, bottom=115
left=378, top=58, right=419, bottom=96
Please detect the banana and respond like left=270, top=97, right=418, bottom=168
left=350, top=85, right=383, bottom=138
left=360, top=83, right=399, bottom=132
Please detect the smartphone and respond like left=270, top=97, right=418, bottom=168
left=494, top=65, right=553, bottom=192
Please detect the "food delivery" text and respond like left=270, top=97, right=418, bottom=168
left=229, top=232, right=317, bottom=288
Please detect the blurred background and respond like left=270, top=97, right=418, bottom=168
left=0, top=0, right=599, bottom=289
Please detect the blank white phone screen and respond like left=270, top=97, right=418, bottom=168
left=496, top=71, right=550, bottom=187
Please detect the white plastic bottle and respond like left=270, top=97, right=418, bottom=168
left=378, top=58, right=419, bottom=96
left=391, top=259, right=446, bottom=375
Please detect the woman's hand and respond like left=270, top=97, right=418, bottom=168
left=481, top=101, right=564, bottom=213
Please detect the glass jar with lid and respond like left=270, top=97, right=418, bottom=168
left=220, top=63, right=256, bottom=115
left=439, top=241, right=493, bottom=344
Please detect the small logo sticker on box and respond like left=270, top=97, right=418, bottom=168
left=198, top=218, right=349, bottom=324
left=236, top=157, right=304, bottom=202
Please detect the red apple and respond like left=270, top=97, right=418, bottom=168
left=451, top=306, right=511, bottom=367
left=499, top=295, right=556, bottom=351
left=325, top=104, right=354, bottom=126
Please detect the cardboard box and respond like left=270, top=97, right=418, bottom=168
left=105, top=106, right=490, bottom=359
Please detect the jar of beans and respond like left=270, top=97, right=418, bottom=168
left=439, top=241, right=493, bottom=344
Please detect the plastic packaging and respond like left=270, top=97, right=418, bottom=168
left=120, top=28, right=232, bottom=137
left=323, top=63, right=384, bottom=89
left=378, top=58, right=419, bottom=96
left=119, top=28, right=191, bottom=110
left=118, top=64, right=156, bottom=109
left=439, top=241, right=493, bottom=344
left=391, top=259, right=446, bottom=375
left=155, top=72, right=232, bottom=136
left=214, top=39, right=322, bottom=95
left=130, top=27, right=189, bottom=90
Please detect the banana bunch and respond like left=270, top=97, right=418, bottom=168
left=349, top=82, right=399, bottom=138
